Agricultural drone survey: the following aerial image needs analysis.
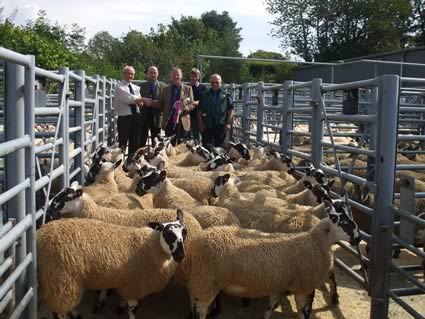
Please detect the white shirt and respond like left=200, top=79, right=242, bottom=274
left=114, top=80, right=141, bottom=116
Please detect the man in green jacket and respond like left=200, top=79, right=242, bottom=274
left=197, top=73, right=234, bottom=147
left=139, top=65, right=166, bottom=147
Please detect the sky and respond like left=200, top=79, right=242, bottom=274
left=1, top=0, right=284, bottom=57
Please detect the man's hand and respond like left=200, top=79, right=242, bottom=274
left=141, top=97, right=153, bottom=107
left=135, top=97, right=144, bottom=107
left=224, top=123, right=231, bottom=131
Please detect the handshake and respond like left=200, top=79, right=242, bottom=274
left=135, top=97, right=154, bottom=108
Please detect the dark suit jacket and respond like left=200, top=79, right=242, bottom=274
left=155, top=83, right=194, bottom=131
left=139, top=81, right=166, bottom=128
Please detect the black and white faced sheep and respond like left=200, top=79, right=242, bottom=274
left=227, top=141, right=251, bottom=161
left=37, top=210, right=187, bottom=319
left=184, top=198, right=361, bottom=319
left=255, top=152, right=296, bottom=174
left=84, top=159, right=122, bottom=186
left=203, top=153, right=234, bottom=172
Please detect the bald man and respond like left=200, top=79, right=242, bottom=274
left=197, top=74, right=234, bottom=147
left=139, top=65, right=166, bottom=146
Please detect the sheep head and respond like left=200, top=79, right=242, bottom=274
left=148, top=209, right=187, bottom=262
left=324, top=196, right=361, bottom=246
left=135, top=169, right=167, bottom=196
left=47, top=184, right=84, bottom=219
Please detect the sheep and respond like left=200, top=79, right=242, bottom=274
left=237, top=170, right=297, bottom=190
left=48, top=183, right=202, bottom=313
left=283, top=163, right=330, bottom=194
left=183, top=198, right=361, bottom=319
left=170, top=176, right=214, bottom=205
left=135, top=170, right=201, bottom=210
left=37, top=211, right=187, bottom=319
left=227, top=141, right=250, bottom=161
left=254, top=152, right=295, bottom=173
left=172, top=144, right=212, bottom=167
left=49, top=184, right=202, bottom=243
left=201, top=153, right=235, bottom=172
left=187, top=206, right=240, bottom=228
left=83, top=159, right=148, bottom=210
left=211, top=174, right=326, bottom=233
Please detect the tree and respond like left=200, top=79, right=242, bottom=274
left=410, top=0, right=425, bottom=46
left=244, top=50, right=294, bottom=83
left=200, top=11, right=244, bottom=83
left=265, top=0, right=412, bottom=61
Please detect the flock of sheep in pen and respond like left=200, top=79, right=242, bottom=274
left=36, top=133, right=425, bottom=319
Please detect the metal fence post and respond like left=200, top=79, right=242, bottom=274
left=310, top=78, right=323, bottom=167
left=256, top=82, right=264, bottom=144
left=74, top=70, right=86, bottom=185
left=58, top=67, right=70, bottom=188
left=281, top=80, right=294, bottom=154
left=242, top=83, right=250, bottom=144
left=5, top=62, right=27, bottom=309
left=93, top=75, right=100, bottom=151
left=370, top=75, right=399, bottom=319
left=24, top=55, right=37, bottom=319
left=100, top=76, right=106, bottom=144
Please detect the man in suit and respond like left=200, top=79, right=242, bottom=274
left=114, top=65, right=151, bottom=156
left=139, top=66, right=166, bottom=147
left=150, top=67, right=194, bottom=143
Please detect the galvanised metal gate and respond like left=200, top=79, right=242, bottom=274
left=0, top=47, right=117, bottom=318
left=228, top=75, right=425, bottom=318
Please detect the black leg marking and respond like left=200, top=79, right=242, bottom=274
left=303, top=290, right=315, bottom=318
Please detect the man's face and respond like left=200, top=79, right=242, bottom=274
left=147, top=67, right=159, bottom=81
left=171, top=69, right=182, bottom=86
left=123, top=68, right=135, bottom=82
left=190, top=73, right=200, bottom=85
left=210, top=75, right=221, bottom=91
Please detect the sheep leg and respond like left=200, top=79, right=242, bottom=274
left=70, top=310, right=82, bottom=319
left=128, top=299, right=138, bottom=319
left=92, top=289, right=107, bottom=313
left=192, top=298, right=213, bottom=319
left=207, top=294, right=221, bottom=318
left=115, top=298, right=127, bottom=314
left=328, top=271, right=339, bottom=305
left=294, top=292, right=314, bottom=319
left=262, top=294, right=280, bottom=319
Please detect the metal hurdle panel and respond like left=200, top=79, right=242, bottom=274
left=230, top=75, right=403, bottom=318
left=0, top=46, right=116, bottom=318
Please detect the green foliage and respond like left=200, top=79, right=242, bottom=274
left=265, top=0, right=413, bottom=61
left=244, top=50, right=294, bottom=83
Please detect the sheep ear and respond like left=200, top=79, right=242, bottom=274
left=160, top=170, right=167, bottom=180
left=186, top=144, right=194, bottom=152
left=148, top=222, right=164, bottom=231
left=327, top=179, right=335, bottom=189
left=157, top=161, right=165, bottom=171
left=113, top=159, right=122, bottom=169
left=176, top=209, right=184, bottom=223
left=76, top=188, right=84, bottom=197
left=303, top=180, right=313, bottom=190
left=223, top=173, right=230, bottom=182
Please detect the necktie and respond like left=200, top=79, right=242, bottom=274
left=128, top=84, right=137, bottom=115
left=149, top=82, right=156, bottom=100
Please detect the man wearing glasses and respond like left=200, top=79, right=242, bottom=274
left=197, top=74, right=234, bottom=147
